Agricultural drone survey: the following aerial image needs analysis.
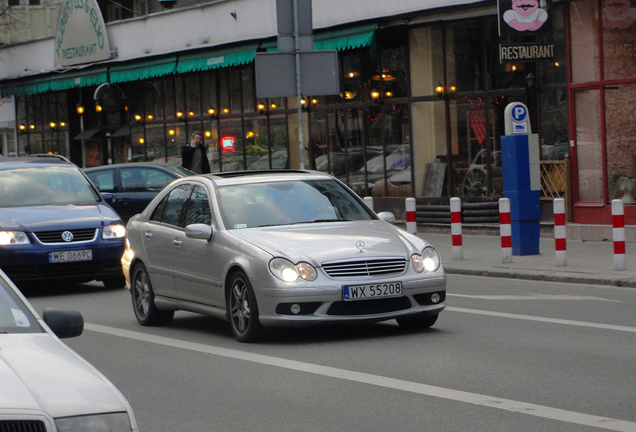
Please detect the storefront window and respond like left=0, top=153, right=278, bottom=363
left=218, top=118, right=244, bottom=171
left=241, top=67, right=254, bottom=113
left=574, top=89, right=603, bottom=202
left=185, top=73, right=201, bottom=119
left=606, top=82, right=636, bottom=202
left=342, top=51, right=363, bottom=102
left=447, top=20, right=484, bottom=93
left=409, top=26, right=444, bottom=97
left=570, top=0, right=600, bottom=83
left=602, top=0, right=636, bottom=81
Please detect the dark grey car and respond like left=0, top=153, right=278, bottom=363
left=85, top=162, right=195, bottom=221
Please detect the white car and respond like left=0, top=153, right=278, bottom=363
left=123, top=170, right=446, bottom=342
left=0, top=269, right=139, bottom=432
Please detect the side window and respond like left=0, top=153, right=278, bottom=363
left=146, top=169, right=176, bottom=192
left=183, top=185, right=212, bottom=226
left=150, top=184, right=190, bottom=226
left=86, top=170, right=115, bottom=192
left=121, top=168, right=147, bottom=192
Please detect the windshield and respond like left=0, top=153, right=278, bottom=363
left=0, top=274, right=41, bottom=334
left=218, top=179, right=374, bottom=229
left=0, top=166, right=101, bottom=208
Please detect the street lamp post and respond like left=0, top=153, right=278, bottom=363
left=76, top=103, right=85, bottom=167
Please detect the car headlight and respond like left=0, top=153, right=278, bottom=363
left=269, top=258, right=317, bottom=282
left=103, top=224, right=126, bottom=239
left=410, top=247, right=441, bottom=273
left=55, top=412, right=132, bottom=432
left=0, top=231, right=30, bottom=245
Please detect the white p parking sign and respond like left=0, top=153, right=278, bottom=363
left=504, top=102, right=531, bottom=135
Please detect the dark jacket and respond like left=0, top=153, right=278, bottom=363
left=181, top=144, right=211, bottom=174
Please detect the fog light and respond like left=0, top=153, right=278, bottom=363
left=431, top=293, right=441, bottom=304
left=290, top=304, right=301, bottom=315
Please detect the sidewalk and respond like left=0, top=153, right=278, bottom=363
left=417, top=231, right=636, bottom=288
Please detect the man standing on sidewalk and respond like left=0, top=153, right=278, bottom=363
left=181, top=131, right=211, bottom=174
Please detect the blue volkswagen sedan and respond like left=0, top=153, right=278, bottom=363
left=0, top=157, right=126, bottom=288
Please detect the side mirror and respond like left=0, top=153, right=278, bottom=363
left=42, top=308, right=84, bottom=339
left=185, top=223, right=213, bottom=240
left=101, top=193, right=115, bottom=203
left=376, top=211, right=396, bottom=224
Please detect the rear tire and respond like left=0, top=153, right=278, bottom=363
left=131, top=263, right=174, bottom=326
left=397, top=314, right=438, bottom=330
left=227, top=271, right=264, bottom=343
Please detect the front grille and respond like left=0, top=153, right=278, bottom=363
left=327, top=297, right=411, bottom=315
left=0, top=420, right=47, bottom=432
left=322, top=258, right=407, bottom=277
left=34, top=229, right=97, bottom=244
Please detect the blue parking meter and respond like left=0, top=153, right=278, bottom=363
left=501, top=102, right=540, bottom=255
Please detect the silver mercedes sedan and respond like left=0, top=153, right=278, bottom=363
left=122, top=170, right=446, bottom=342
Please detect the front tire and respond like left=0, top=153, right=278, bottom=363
left=227, top=271, right=264, bottom=343
left=131, top=263, right=174, bottom=326
left=397, top=314, right=438, bottom=330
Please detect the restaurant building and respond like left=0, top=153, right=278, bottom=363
left=0, top=0, right=634, bottom=225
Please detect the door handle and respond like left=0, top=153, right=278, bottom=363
left=144, top=232, right=153, bottom=239
left=173, top=239, right=183, bottom=247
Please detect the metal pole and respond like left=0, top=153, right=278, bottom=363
left=293, top=0, right=305, bottom=169
left=80, top=115, right=86, bottom=168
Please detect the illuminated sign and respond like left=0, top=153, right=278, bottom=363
left=499, top=43, right=555, bottom=63
left=221, top=136, right=236, bottom=153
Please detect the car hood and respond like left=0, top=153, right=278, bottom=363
left=0, top=334, right=130, bottom=418
left=230, top=220, right=428, bottom=264
left=0, top=203, right=120, bottom=231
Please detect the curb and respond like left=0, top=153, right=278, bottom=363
left=444, top=268, right=636, bottom=288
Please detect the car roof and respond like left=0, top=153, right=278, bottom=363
left=84, top=162, right=194, bottom=174
left=0, top=156, right=76, bottom=169
left=199, top=169, right=334, bottom=186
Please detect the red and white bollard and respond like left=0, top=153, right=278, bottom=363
left=363, top=196, right=374, bottom=212
left=450, top=197, right=463, bottom=260
left=499, top=198, right=512, bottom=263
left=612, top=199, right=626, bottom=271
left=553, top=198, right=567, bottom=267
left=405, top=198, right=417, bottom=235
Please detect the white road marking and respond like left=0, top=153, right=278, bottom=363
left=85, top=322, right=636, bottom=431
left=448, top=293, right=622, bottom=302
left=447, top=306, right=636, bottom=333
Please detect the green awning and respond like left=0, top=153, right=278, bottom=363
left=109, top=56, right=177, bottom=83
left=313, top=23, right=377, bottom=51
left=176, top=43, right=259, bottom=74
left=49, top=67, right=108, bottom=92
left=73, top=129, right=101, bottom=140
left=1, top=75, right=51, bottom=97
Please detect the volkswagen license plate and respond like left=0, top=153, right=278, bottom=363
left=49, top=250, right=92, bottom=263
left=343, top=281, right=402, bottom=301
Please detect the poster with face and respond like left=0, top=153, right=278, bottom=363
left=603, top=0, right=636, bottom=29
left=498, top=0, right=553, bottom=36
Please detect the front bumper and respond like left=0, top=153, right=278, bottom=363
left=256, top=275, right=447, bottom=327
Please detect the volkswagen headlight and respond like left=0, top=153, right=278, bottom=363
left=103, top=224, right=126, bottom=239
left=269, top=258, right=317, bottom=282
left=410, top=246, right=441, bottom=273
left=0, top=231, right=30, bottom=245
left=55, top=412, right=132, bottom=432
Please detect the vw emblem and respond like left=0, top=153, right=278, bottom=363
left=356, top=240, right=365, bottom=252
left=61, top=231, right=74, bottom=242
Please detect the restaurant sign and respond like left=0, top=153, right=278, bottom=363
left=54, top=0, right=111, bottom=67
left=499, top=43, right=555, bottom=63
